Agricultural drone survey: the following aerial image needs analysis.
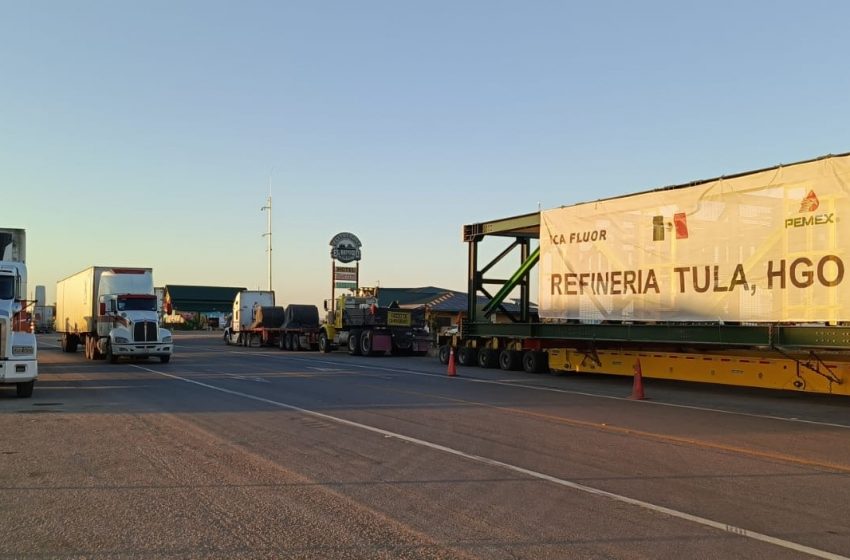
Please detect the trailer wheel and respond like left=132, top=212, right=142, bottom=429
left=438, top=345, right=451, bottom=364
left=477, top=348, right=498, bottom=369
left=499, top=350, right=522, bottom=371
left=360, top=330, right=373, bottom=356
left=523, top=350, right=548, bottom=373
left=348, top=330, right=362, bottom=355
left=458, top=346, right=478, bottom=366
left=62, top=334, right=78, bottom=353
left=319, top=332, right=331, bottom=353
left=16, top=380, right=34, bottom=398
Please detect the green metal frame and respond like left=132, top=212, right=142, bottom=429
left=464, top=212, right=850, bottom=351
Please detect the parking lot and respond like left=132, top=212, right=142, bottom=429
left=1, top=332, right=849, bottom=559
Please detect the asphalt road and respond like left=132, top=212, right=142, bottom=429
left=1, top=332, right=849, bottom=559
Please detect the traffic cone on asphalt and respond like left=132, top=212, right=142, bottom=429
left=630, top=358, right=645, bottom=400
left=447, top=347, right=457, bottom=377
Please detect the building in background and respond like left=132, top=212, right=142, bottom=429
left=162, top=285, right=245, bottom=329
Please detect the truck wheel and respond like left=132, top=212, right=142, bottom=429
left=16, top=380, right=34, bottom=398
left=360, top=331, right=373, bottom=356
left=499, top=350, right=522, bottom=371
left=348, top=330, right=362, bottom=355
left=62, top=334, right=77, bottom=353
left=458, top=346, right=478, bottom=367
left=159, top=355, right=171, bottom=364
left=319, top=332, right=331, bottom=353
left=106, top=341, right=118, bottom=364
left=477, top=348, right=498, bottom=369
left=438, top=345, right=451, bottom=364
left=523, top=351, right=548, bottom=373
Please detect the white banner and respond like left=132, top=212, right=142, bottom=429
left=539, top=154, right=850, bottom=323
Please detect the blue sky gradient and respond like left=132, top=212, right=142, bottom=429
left=3, top=1, right=849, bottom=307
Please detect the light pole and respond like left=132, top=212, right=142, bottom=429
left=261, top=175, right=273, bottom=293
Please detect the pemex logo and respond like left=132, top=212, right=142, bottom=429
left=799, top=190, right=819, bottom=212
left=785, top=190, right=834, bottom=229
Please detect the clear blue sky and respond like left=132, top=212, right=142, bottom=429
left=3, top=1, right=849, bottom=308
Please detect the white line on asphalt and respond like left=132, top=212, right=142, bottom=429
left=131, top=363, right=848, bottom=560
left=243, top=351, right=850, bottom=430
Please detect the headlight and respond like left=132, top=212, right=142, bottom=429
left=12, top=345, right=34, bottom=355
left=162, top=336, right=173, bottom=343
left=114, top=336, right=130, bottom=344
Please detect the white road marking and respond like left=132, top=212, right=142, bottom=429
left=245, top=351, right=850, bottom=430
left=131, top=363, right=849, bottom=560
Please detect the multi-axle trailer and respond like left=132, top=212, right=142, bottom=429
left=439, top=152, right=850, bottom=396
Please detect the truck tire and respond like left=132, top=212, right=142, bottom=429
left=62, top=334, right=77, bottom=353
left=348, top=330, right=362, bottom=355
left=458, top=346, right=478, bottom=367
left=106, top=341, right=118, bottom=364
left=159, top=355, right=170, bottom=363
left=438, top=345, right=451, bottom=364
left=499, top=350, right=522, bottom=371
left=319, top=331, right=331, bottom=353
left=360, top=330, right=373, bottom=356
left=16, top=380, right=34, bottom=398
left=523, top=350, right=548, bottom=374
left=477, top=348, right=498, bottom=369
left=278, top=333, right=286, bottom=350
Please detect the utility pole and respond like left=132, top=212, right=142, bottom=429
left=261, top=187, right=272, bottom=293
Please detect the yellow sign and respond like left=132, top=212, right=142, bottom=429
left=387, top=311, right=411, bottom=327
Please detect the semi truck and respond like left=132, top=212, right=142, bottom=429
left=223, top=290, right=284, bottom=347
left=56, top=267, right=173, bottom=363
left=0, top=228, right=37, bottom=397
left=441, top=151, right=850, bottom=396
left=319, top=288, right=430, bottom=356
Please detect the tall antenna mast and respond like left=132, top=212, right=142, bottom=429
left=261, top=181, right=272, bottom=292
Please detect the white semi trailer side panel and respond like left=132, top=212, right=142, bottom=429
left=56, top=267, right=103, bottom=334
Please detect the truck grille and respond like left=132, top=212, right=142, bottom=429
left=133, top=321, right=158, bottom=342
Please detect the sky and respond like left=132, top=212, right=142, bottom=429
left=2, top=0, right=849, bottom=309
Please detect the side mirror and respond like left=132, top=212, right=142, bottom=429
left=99, top=302, right=106, bottom=315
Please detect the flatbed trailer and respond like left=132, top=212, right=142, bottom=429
left=440, top=152, right=850, bottom=396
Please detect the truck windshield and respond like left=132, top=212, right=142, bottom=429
left=0, top=276, right=13, bottom=300
left=117, top=297, right=157, bottom=312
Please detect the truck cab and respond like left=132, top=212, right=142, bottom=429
left=319, top=290, right=430, bottom=356
left=0, top=233, right=38, bottom=397
left=96, top=272, right=173, bottom=363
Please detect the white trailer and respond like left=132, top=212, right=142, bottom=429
left=0, top=228, right=37, bottom=397
left=56, top=267, right=173, bottom=363
left=223, top=290, right=282, bottom=347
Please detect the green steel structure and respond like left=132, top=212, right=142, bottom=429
left=461, top=212, right=850, bottom=352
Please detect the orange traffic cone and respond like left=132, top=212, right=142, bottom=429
left=630, top=358, right=645, bottom=400
left=447, top=347, right=457, bottom=377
